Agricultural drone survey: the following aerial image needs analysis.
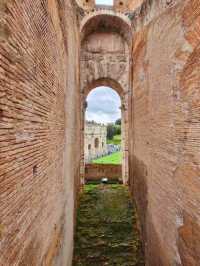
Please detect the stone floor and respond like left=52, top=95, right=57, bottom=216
left=73, top=184, right=144, bottom=266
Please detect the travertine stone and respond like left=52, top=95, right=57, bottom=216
left=84, top=121, right=107, bottom=162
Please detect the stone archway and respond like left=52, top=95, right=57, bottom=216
left=80, top=10, right=132, bottom=44
left=80, top=78, right=129, bottom=184
left=80, top=10, right=132, bottom=184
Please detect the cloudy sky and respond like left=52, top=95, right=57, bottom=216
left=85, top=87, right=121, bottom=124
left=96, top=0, right=113, bottom=5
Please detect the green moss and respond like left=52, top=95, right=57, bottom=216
left=73, top=184, right=144, bottom=266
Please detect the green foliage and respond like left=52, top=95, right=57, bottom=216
left=107, top=123, right=116, bottom=139
left=115, top=118, right=121, bottom=125
left=107, top=135, right=121, bottom=145
left=73, top=184, right=144, bottom=266
left=107, top=123, right=121, bottom=140
left=115, top=125, right=121, bottom=135
left=92, top=151, right=122, bottom=165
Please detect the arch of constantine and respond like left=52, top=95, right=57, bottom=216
left=0, top=0, right=200, bottom=265
left=84, top=121, right=107, bottom=162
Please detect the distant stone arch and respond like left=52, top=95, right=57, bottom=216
left=80, top=80, right=129, bottom=184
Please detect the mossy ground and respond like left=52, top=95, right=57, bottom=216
left=73, top=184, right=144, bottom=266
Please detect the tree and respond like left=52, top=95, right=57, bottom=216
left=115, top=125, right=121, bottom=135
left=107, top=124, right=116, bottom=140
left=115, top=118, right=121, bottom=125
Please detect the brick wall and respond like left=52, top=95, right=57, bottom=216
left=1, top=0, right=200, bottom=265
left=0, top=0, right=80, bottom=265
left=129, top=0, right=200, bottom=265
left=85, top=163, right=122, bottom=181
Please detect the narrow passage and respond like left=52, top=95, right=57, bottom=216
left=73, top=184, right=144, bottom=266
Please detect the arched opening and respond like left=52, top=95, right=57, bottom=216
left=80, top=10, right=131, bottom=184
left=82, top=83, right=128, bottom=183
left=94, top=138, right=99, bottom=148
left=80, top=11, right=132, bottom=45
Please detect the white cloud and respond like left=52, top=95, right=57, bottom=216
left=95, top=0, right=113, bottom=5
left=85, top=86, right=121, bottom=124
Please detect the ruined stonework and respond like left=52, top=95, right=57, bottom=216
left=80, top=32, right=130, bottom=92
left=84, top=121, right=107, bottom=162
left=80, top=9, right=132, bottom=184
left=0, top=0, right=200, bottom=265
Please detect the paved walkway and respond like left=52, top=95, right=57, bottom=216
left=73, top=184, right=144, bottom=266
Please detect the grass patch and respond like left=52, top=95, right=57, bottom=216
left=92, top=151, right=122, bottom=165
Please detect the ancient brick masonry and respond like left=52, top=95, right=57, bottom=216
left=0, top=0, right=81, bottom=265
left=129, top=0, right=200, bottom=265
left=85, top=163, right=122, bottom=182
left=0, top=0, right=200, bottom=265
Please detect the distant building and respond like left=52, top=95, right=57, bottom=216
left=84, top=121, right=107, bottom=163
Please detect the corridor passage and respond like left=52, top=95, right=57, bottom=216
left=73, top=184, right=144, bottom=266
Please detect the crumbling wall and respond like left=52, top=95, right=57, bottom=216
left=0, top=0, right=80, bottom=265
left=76, top=0, right=95, bottom=11
left=80, top=31, right=130, bottom=93
left=130, top=0, right=200, bottom=265
left=114, top=0, right=144, bottom=12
